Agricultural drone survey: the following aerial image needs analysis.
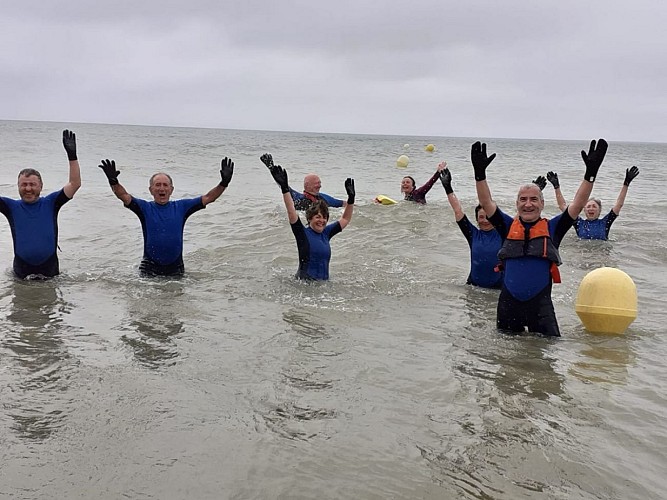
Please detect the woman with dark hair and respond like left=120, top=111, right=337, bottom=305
left=400, top=162, right=446, bottom=204
left=265, top=155, right=355, bottom=280
left=439, top=162, right=502, bottom=288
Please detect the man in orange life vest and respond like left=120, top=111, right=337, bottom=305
left=472, top=139, right=608, bottom=336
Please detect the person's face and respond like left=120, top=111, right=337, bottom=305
left=308, top=212, right=328, bottom=233
left=516, top=185, right=544, bottom=223
left=477, top=208, right=494, bottom=231
left=18, top=174, right=43, bottom=203
left=584, top=200, right=601, bottom=220
left=304, top=175, right=321, bottom=194
left=400, top=177, right=414, bottom=194
left=149, top=174, right=174, bottom=205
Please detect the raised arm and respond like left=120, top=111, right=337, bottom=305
left=471, top=141, right=497, bottom=218
left=612, top=166, right=639, bottom=215
left=567, top=139, right=608, bottom=219
left=202, top=157, right=234, bottom=206
left=547, top=171, right=567, bottom=211
left=98, top=159, right=132, bottom=205
left=339, top=178, right=355, bottom=229
left=439, top=163, right=464, bottom=221
left=62, top=130, right=81, bottom=199
left=266, top=158, right=298, bottom=224
left=413, top=162, right=446, bottom=197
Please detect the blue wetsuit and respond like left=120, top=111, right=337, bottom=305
left=290, top=189, right=344, bottom=211
left=573, top=210, right=618, bottom=240
left=126, top=196, right=205, bottom=276
left=456, top=215, right=503, bottom=288
left=490, top=207, right=574, bottom=336
left=290, top=218, right=343, bottom=280
left=0, top=190, right=70, bottom=279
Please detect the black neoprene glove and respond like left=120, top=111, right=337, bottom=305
left=219, top=157, right=234, bottom=187
left=581, top=138, right=608, bottom=182
left=440, top=169, right=453, bottom=194
left=98, top=159, right=120, bottom=186
left=271, top=165, right=290, bottom=194
left=63, top=130, right=77, bottom=161
left=532, top=175, right=547, bottom=191
left=471, top=141, right=496, bottom=181
left=547, top=171, right=560, bottom=189
left=624, top=166, right=639, bottom=186
left=345, top=178, right=355, bottom=205
left=260, top=153, right=274, bottom=170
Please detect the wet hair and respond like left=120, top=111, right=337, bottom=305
left=18, top=168, right=42, bottom=183
left=403, top=176, right=416, bottom=188
left=587, top=198, right=602, bottom=211
left=149, top=172, right=174, bottom=187
left=517, top=183, right=544, bottom=202
left=474, top=204, right=483, bottom=219
left=306, top=199, right=329, bottom=222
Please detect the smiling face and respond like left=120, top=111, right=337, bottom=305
left=515, top=184, right=544, bottom=223
left=18, top=173, right=43, bottom=203
left=149, top=173, right=174, bottom=205
left=303, top=174, right=321, bottom=195
left=400, top=176, right=415, bottom=195
left=584, top=199, right=602, bottom=220
left=476, top=207, right=494, bottom=231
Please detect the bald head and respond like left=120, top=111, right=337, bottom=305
left=303, top=174, right=321, bottom=195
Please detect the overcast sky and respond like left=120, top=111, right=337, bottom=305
left=1, top=1, right=665, bottom=142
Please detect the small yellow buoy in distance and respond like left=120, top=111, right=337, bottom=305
left=396, top=154, right=409, bottom=168
left=425, top=144, right=435, bottom=152
left=575, top=267, right=637, bottom=334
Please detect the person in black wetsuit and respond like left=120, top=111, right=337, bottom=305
left=0, top=130, right=81, bottom=279
left=263, top=154, right=355, bottom=280
left=97, top=157, right=234, bottom=276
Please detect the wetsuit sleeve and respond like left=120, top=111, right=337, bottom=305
left=54, top=189, right=70, bottom=210
left=324, top=221, right=343, bottom=240
left=0, top=197, right=9, bottom=217
left=126, top=197, right=144, bottom=217
left=290, top=189, right=304, bottom=203
left=412, top=171, right=441, bottom=198
left=318, top=192, right=344, bottom=208
left=488, top=208, right=511, bottom=240
left=456, top=215, right=474, bottom=248
left=181, top=197, right=205, bottom=221
left=549, top=210, right=575, bottom=247
left=603, top=210, right=618, bottom=238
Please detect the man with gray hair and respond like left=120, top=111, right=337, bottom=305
left=0, top=130, right=81, bottom=279
left=472, top=139, right=607, bottom=336
left=97, top=157, right=234, bottom=277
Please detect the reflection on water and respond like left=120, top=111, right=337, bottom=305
left=569, top=332, right=633, bottom=385
left=1, top=279, right=72, bottom=440
left=119, top=280, right=186, bottom=369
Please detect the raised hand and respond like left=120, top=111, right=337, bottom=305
left=98, top=159, right=120, bottom=186
left=345, top=178, right=355, bottom=205
left=471, top=141, right=496, bottom=181
left=546, top=171, right=560, bottom=189
left=63, top=129, right=77, bottom=161
left=532, top=175, right=547, bottom=191
left=624, top=166, right=639, bottom=186
left=260, top=153, right=274, bottom=170
left=219, top=157, right=234, bottom=187
left=271, top=165, right=290, bottom=193
left=581, top=138, right=608, bottom=182
left=440, top=168, right=453, bottom=194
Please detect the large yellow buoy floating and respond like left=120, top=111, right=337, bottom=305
left=425, top=144, right=435, bottom=152
left=396, top=154, right=410, bottom=168
left=575, top=267, right=637, bottom=334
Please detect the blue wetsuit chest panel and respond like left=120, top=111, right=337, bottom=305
left=574, top=210, right=617, bottom=240
left=457, top=215, right=503, bottom=288
left=127, top=197, right=204, bottom=266
left=290, top=219, right=342, bottom=280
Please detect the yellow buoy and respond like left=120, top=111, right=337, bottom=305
left=396, top=154, right=409, bottom=168
left=575, top=267, right=637, bottom=334
left=425, top=144, right=435, bottom=152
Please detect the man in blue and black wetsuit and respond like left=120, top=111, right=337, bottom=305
left=97, top=157, right=234, bottom=277
left=472, top=139, right=608, bottom=336
left=545, top=167, right=639, bottom=240
left=0, top=130, right=82, bottom=279
left=260, top=154, right=346, bottom=211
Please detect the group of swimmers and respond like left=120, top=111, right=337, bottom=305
left=0, top=131, right=640, bottom=337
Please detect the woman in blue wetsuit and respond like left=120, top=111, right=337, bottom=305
left=265, top=155, right=355, bottom=280
left=545, top=167, right=639, bottom=240
left=438, top=162, right=502, bottom=289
